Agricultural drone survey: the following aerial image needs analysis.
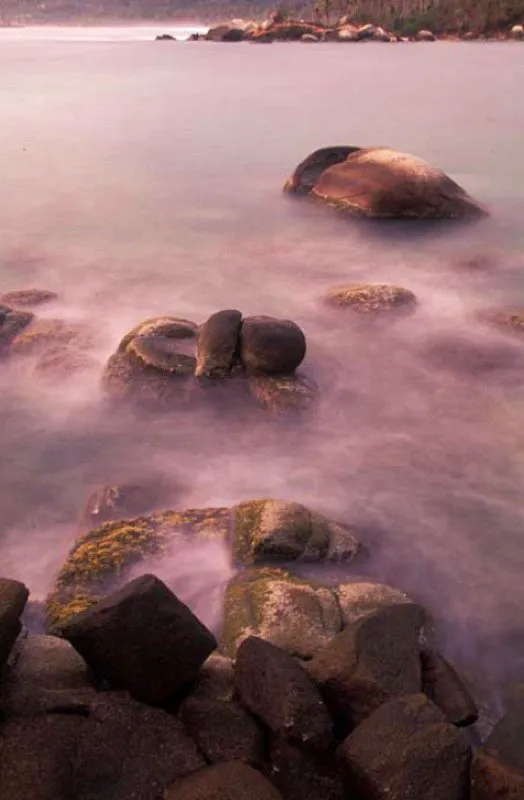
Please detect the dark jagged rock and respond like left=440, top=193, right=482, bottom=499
left=471, top=695, right=524, bottom=798
left=195, top=309, right=242, bottom=378
left=268, top=736, right=346, bottom=800
left=285, top=146, right=487, bottom=219
left=180, top=696, right=265, bottom=766
left=0, top=578, right=29, bottom=667
left=0, top=714, right=87, bottom=800
left=156, top=33, right=176, bottom=40
left=240, top=316, right=306, bottom=374
left=337, top=693, right=471, bottom=800
left=421, top=649, right=478, bottom=727
left=74, top=691, right=205, bottom=799
left=307, top=604, right=425, bottom=734
left=164, top=761, right=283, bottom=800
left=60, top=574, right=217, bottom=705
left=234, top=636, right=334, bottom=752
left=0, top=634, right=94, bottom=718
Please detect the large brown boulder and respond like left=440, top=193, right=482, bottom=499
left=0, top=578, right=29, bottom=668
left=284, top=146, right=487, bottom=220
left=337, top=693, right=471, bottom=800
left=165, top=761, right=283, bottom=800
left=234, top=636, right=334, bottom=752
left=60, top=574, right=217, bottom=705
left=240, top=316, right=306, bottom=374
left=229, top=498, right=359, bottom=565
left=307, top=604, right=425, bottom=734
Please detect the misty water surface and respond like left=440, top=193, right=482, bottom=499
left=0, top=31, right=523, bottom=718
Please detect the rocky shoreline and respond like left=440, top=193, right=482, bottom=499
left=1, top=561, right=523, bottom=799
left=155, top=17, right=524, bottom=43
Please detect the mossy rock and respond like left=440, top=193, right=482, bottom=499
left=104, top=316, right=199, bottom=407
left=248, top=374, right=317, bottom=414
left=230, top=499, right=360, bottom=566
left=325, top=283, right=417, bottom=314
left=45, top=506, right=230, bottom=633
left=220, top=569, right=419, bottom=658
left=0, top=304, right=34, bottom=353
left=0, top=289, right=58, bottom=308
left=220, top=567, right=344, bottom=658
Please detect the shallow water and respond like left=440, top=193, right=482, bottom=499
left=0, top=30, right=523, bottom=716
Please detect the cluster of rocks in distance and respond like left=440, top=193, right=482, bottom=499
left=1, top=569, right=523, bottom=799
left=156, top=12, right=524, bottom=44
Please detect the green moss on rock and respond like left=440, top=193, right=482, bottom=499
left=220, top=567, right=343, bottom=659
left=45, top=506, right=230, bottom=633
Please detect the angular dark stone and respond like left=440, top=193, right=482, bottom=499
left=61, top=574, right=217, bottom=705
left=421, top=649, right=478, bottom=727
left=190, top=652, right=234, bottom=702
left=180, top=696, right=265, bottom=766
left=165, top=761, right=283, bottom=800
left=0, top=715, right=87, bottom=800
left=0, top=578, right=29, bottom=667
left=195, top=310, right=242, bottom=378
left=73, top=691, right=205, bottom=799
left=268, top=735, right=347, bottom=800
left=337, top=693, right=471, bottom=800
left=307, top=603, right=424, bottom=734
left=240, top=316, right=306, bottom=375
left=234, top=636, right=333, bottom=752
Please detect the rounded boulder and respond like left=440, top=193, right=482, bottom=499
left=240, top=316, right=306, bottom=375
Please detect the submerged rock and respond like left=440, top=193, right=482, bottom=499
left=0, top=304, right=34, bottom=353
left=60, top=574, right=217, bottom=704
left=325, top=283, right=417, bottom=314
left=0, top=289, right=58, bottom=308
left=285, top=146, right=487, bottom=219
left=229, top=498, right=359, bottom=566
left=248, top=373, right=317, bottom=413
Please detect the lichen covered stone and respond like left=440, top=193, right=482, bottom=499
left=45, top=507, right=230, bottom=633
left=325, top=283, right=417, bottom=314
left=220, top=568, right=344, bottom=658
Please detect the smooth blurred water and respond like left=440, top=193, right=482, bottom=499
left=0, top=32, right=523, bottom=710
